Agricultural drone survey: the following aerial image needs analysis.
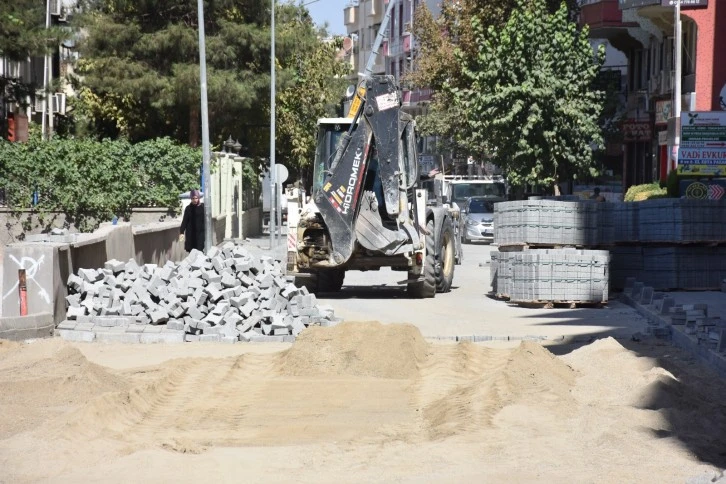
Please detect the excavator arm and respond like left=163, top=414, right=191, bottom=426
left=313, top=76, right=414, bottom=265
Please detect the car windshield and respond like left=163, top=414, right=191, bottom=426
left=468, top=199, right=496, bottom=213
left=313, top=123, right=348, bottom=193
left=452, top=182, right=506, bottom=204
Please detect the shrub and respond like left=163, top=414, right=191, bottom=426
left=624, top=182, right=667, bottom=202
left=0, top=136, right=202, bottom=231
left=665, top=170, right=680, bottom=198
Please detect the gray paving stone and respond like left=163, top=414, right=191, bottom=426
left=67, top=306, right=87, bottom=320
left=95, top=331, right=141, bottom=344
left=58, top=330, right=95, bottom=342
left=140, top=332, right=185, bottom=344
left=199, top=334, right=221, bottom=342
left=248, top=335, right=285, bottom=343
left=56, top=320, right=77, bottom=330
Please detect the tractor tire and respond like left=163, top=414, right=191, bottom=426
left=317, top=269, right=345, bottom=293
left=407, top=219, right=437, bottom=299
left=436, top=218, right=455, bottom=293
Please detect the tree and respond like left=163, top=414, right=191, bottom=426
left=72, top=0, right=344, bottom=163
left=448, top=0, right=604, bottom=192
left=0, top=1, right=68, bottom=127
left=408, top=0, right=579, bottom=160
left=276, top=37, right=350, bottom=186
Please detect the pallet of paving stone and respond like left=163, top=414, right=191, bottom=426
left=509, top=300, right=606, bottom=309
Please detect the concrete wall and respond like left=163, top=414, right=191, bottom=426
left=0, top=312, right=54, bottom=341
left=242, top=207, right=263, bottom=240
left=133, top=221, right=187, bottom=266
left=1, top=202, right=264, bottom=340
left=0, top=207, right=178, bottom=246
left=1, top=244, right=70, bottom=323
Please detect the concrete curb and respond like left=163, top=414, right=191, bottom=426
left=0, top=312, right=54, bottom=341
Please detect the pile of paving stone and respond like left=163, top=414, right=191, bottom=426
left=60, top=242, right=339, bottom=343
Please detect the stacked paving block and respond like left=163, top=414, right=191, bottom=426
left=492, top=199, right=609, bottom=304
left=492, top=248, right=609, bottom=304
left=605, top=199, right=726, bottom=290
left=494, top=198, right=726, bottom=292
left=58, top=242, right=339, bottom=344
left=494, top=199, right=599, bottom=247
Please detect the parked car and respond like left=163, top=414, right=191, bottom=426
left=460, top=196, right=505, bottom=244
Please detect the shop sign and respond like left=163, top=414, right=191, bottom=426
left=658, top=131, right=668, bottom=146
left=655, top=100, right=671, bottom=126
left=622, top=121, right=652, bottom=142
left=680, top=179, right=726, bottom=200
left=678, top=111, right=726, bottom=175
left=661, top=0, right=708, bottom=7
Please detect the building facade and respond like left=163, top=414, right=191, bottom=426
left=1, top=0, right=75, bottom=141
left=343, top=0, right=443, bottom=168
left=580, top=0, right=726, bottom=192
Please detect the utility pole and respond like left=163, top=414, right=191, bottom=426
left=197, top=0, right=212, bottom=252
left=42, top=0, right=51, bottom=140
left=269, top=0, right=277, bottom=250
left=673, top=0, right=682, bottom=172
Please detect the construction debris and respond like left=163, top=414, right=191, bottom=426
left=58, top=242, right=340, bottom=343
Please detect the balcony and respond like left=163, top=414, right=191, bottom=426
left=367, top=0, right=383, bottom=20
left=579, top=0, right=626, bottom=30
left=344, top=5, right=357, bottom=26
left=578, top=0, right=644, bottom=51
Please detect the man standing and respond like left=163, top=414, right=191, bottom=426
left=590, top=187, right=606, bottom=202
left=179, top=189, right=205, bottom=252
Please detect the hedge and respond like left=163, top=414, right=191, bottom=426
left=0, top=136, right=202, bottom=231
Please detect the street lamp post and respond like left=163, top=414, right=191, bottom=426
left=269, top=0, right=277, bottom=250
left=197, top=0, right=212, bottom=253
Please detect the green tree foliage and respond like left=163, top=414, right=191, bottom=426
left=0, top=1, right=68, bottom=108
left=276, top=38, right=350, bottom=185
left=72, top=0, right=348, bottom=170
left=445, top=0, right=604, bottom=192
left=0, top=135, right=201, bottom=231
left=408, top=0, right=578, bottom=159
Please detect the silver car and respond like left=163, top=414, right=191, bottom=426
left=461, top=196, right=503, bottom=244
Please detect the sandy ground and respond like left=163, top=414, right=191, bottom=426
left=1, top=322, right=725, bottom=483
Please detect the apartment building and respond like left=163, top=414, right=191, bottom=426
left=1, top=0, right=74, bottom=141
left=580, top=0, right=726, bottom=191
left=343, top=0, right=442, bottom=167
left=343, top=0, right=439, bottom=114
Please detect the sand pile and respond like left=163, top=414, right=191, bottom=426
left=420, top=341, right=578, bottom=439
left=0, top=339, right=128, bottom=438
left=276, top=321, right=430, bottom=379
left=1, top=326, right=725, bottom=482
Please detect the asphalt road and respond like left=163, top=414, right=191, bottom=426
left=313, top=242, right=650, bottom=344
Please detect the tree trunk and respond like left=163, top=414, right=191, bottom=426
left=189, top=106, right=200, bottom=148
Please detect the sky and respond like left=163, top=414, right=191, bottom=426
left=305, top=0, right=347, bottom=36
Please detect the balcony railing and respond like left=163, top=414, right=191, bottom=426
left=579, top=0, right=623, bottom=27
